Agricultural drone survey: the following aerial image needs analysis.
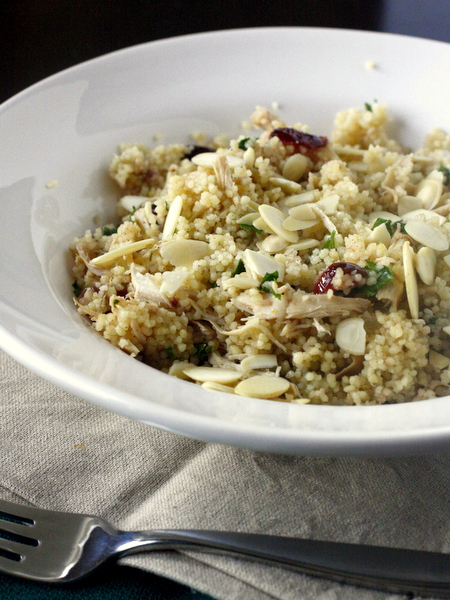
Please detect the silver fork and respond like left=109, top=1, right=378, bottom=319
left=1, top=499, right=450, bottom=597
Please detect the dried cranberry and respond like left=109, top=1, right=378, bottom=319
left=270, top=128, right=328, bottom=152
left=184, top=145, right=215, bottom=160
left=313, top=262, right=368, bottom=294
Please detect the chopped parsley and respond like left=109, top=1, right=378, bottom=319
left=258, top=271, right=281, bottom=299
left=438, top=164, right=450, bottom=186
left=165, top=347, right=175, bottom=360
left=357, top=262, right=394, bottom=297
left=231, top=259, right=246, bottom=277
left=322, top=230, right=336, bottom=249
left=72, top=282, right=82, bottom=297
left=193, top=343, right=212, bottom=364
left=238, top=137, right=258, bottom=151
left=239, top=223, right=263, bottom=235
left=364, top=102, right=373, bottom=112
left=102, top=226, right=118, bottom=236
left=371, top=218, right=394, bottom=237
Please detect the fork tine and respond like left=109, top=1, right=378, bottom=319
left=0, top=499, right=36, bottom=523
left=0, top=520, right=37, bottom=539
left=0, top=536, right=31, bottom=557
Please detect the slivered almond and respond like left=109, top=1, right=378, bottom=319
left=237, top=212, right=260, bottom=226
left=282, top=216, right=320, bottom=231
left=279, top=191, right=316, bottom=209
left=162, top=195, right=183, bottom=239
left=183, top=366, right=241, bottom=384
left=415, top=246, right=436, bottom=285
left=403, top=240, right=419, bottom=319
left=429, top=350, right=450, bottom=370
left=90, top=238, right=154, bottom=267
left=398, top=195, right=423, bottom=216
left=258, top=204, right=298, bottom=243
left=288, top=204, right=317, bottom=221
left=316, top=194, right=340, bottom=215
left=243, top=146, right=255, bottom=169
left=222, top=276, right=259, bottom=290
left=367, top=223, right=391, bottom=246
left=288, top=239, right=321, bottom=252
left=160, top=240, right=211, bottom=267
left=234, top=375, right=290, bottom=398
left=160, top=270, right=189, bottom=295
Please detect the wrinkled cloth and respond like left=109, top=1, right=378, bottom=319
left=1, top=347, right=449, bottom=600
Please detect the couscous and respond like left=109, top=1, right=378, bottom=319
left=71, top=103, right=450, bottom=405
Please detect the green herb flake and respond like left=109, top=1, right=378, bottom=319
left=231, top=259, right=246, bottom=277
left=428, top=316, right=438, bottom=325
left=357, top=263, right=394, bottom=297
left=72, top=282, right=82, bottom=297
left=165, top=347, right=175, bottom=360
left=102, top=226, right=118, bottom=236
left=258, top=271, right=282, bottom=299
left=239, top=223, right=263, bottom=235
left=193, top=343, right=212, bottom=363
left=438, top=164, right=450, bottom=186
left=322, top=230, right=336, bottom=249
left=371, top=218, right=394, bottom=237
left=238, top=137, right=258, bottom=151
left=209, top=281, right=219, bottom=288
left=364, top=102, right=373, bottom=112
left=113, top=298, right=120, bottom=305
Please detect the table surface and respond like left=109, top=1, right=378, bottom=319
left=1, top=1, right=448, bottom=598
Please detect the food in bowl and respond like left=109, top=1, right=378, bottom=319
left=71, top=103, right=450, bottom=405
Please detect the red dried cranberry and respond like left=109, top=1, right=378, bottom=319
left=270, top=128, right=328, bottom=151
left=313, top=262, right=368, bottom=294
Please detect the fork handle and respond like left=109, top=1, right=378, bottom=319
left=115, top=530, right=450, bottom=598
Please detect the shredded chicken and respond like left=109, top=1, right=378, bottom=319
left=129, top=263, right=170, bottom=306
left=285, top=292, right=371, bottom=319
left=232, top=290, right=288, bottom=320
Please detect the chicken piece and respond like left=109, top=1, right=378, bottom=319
left=286, top=292, right=371, bottom=319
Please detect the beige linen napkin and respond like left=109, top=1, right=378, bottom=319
left=1, top=346, right=450, bottom=600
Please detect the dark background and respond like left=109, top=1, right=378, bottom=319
left=1, top=0, right=449, bottom=105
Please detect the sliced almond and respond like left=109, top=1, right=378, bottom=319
left=201, top=381, right=236, bottom=393
left=162, top=195, right=183, bottom=239
left=119, top=195, right=147, bottom=212
left=234, top=375, right=290, bottom=398
left=367, top=223, right=391, bottom=246
left=415, top=246, right=436, bottom=285
left=288, top=239, right=321, bottom=252
left=160, top=239, right=212, bottom=267
left=222, top=275, right=259, bottom=290
left=282, top=216, right=320, bottom=231
left=429, top=350, right=450, bottom=370
left=243, top=249, right=285, bottom=282
left=316, top=194, right=340, bottom=215
left=269, top=176, right=302, bottom=194
left=243, top=146, right=255, bottom=169
left=401, top=209, right=447, bottom=226
left=403, top=240, right=419, bottom=319
left=369, top=210, right=399, bottom=224
left=279, top=191, right=316, bottom=209
left=168, top=361, right=193, bottom=380
left=288, top=203, right=317, bottom=221
left=252, top=216, right=276, bottom=235
left=258, top=234, right=289, bottom=254
left=258, top=204, right=298, bottom=243
left=191, top=152, right=244, bottom=168
left=404, top=219, right=449, bottom=252
left=335, top=317, right=366, bottom=356
left=183, top=366, right=241, bottom=384
left=90, top=238, right=154, bottom=267
left=282, top=154, right=309, bottom=182
left=312, top=205, right=337, bottom=233
left=398, top=195, right=423, bottom=216
left=415, top=169, right=444, bottom=210
left=240, top=354, right=278, bottom=371
left=443, top=326, right=450, bottom=335
left=160, top=270, right=189, bottom=295
left=237, top=212, right=260, bottom=226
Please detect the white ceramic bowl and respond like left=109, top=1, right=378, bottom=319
left=1, top=27, right=450, bottom=456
